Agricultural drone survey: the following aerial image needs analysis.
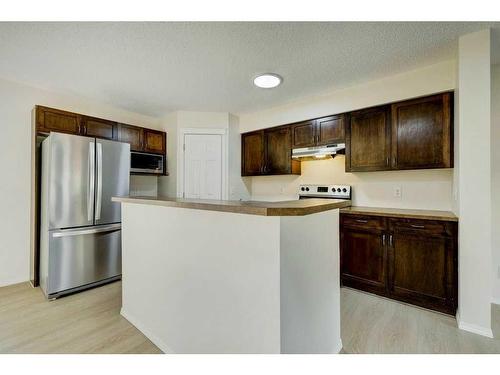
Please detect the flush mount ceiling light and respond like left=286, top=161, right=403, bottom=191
left=253, top=73, right=283, bottom=89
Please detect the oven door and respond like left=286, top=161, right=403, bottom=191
left=130, top=152, right=164, bottom=174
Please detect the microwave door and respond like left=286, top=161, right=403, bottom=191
left=94, top=139, right=130, bottom=226
left=131, top=152, right=163, bottom=174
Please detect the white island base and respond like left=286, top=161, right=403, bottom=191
left=118, top=200, right=342, bottom=354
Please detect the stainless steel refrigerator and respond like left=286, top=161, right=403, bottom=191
left=40, top=132, right=130, bottom=299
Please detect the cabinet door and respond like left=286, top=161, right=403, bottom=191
left=292, top=120, right=316, bottom=148
left=117, top=124, right=144, bottom=151
left=346, top=106, right=391, bottom=172
left=391, top=93, right=452, bottom=169
left=340, top=226, right=387, bottom=295
left=81, top=116, right=116, bottom=140
left=144, top=129, right=166, bottom=154
left=36, top=106, right=81, bottom=135
left=316, top=114, right=345, bottom=145
left=388, top=220, right=457, bottom=314
left=264, top=127, right=293, bottom=174
left=241, top=131, right=265, bottom=176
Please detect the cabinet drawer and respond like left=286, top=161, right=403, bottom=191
left=389, top=218, right=451, bottom=236
left=341, top=214, right=385, bottom=230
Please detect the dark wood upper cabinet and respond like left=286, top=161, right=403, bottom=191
left=144, top=129, right=166, bottom=154
left=117, top=123, right=144, bottom=152
left=264, top=127, right=294, bottom=174
left=241, top=91, right=454, bottom=176
left=316, top=114, right=345, bottom=145
left=292, top=120, right=317, bottom=148
left=81, top=116, right=116, bottom=140
left=292, top=115, right=346, bottom=148
left=346, top=106, right=391, bottom=172
left=391, top=92, right=453, bottom=170
left=242, top=130, right=265, bottom=176
left=36, top=106, right=81, bottom=135
left=35, top=106, right=168, bottom=178
left=242, top=127, right=300, bottom=176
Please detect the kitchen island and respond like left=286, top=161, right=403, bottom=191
left=112, top=196, right=350, bottom=354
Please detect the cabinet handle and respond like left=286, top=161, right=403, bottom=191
left=382, top=234, right=386, bottom=246
left=389, top=234, right=393, bottom=247
left=386, top=156, right=389, bottom=166
left=410, top=224, right=425, bottom=229
left=355, top=219, right=368, bottom=223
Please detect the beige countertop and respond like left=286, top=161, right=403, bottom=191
left=112, top=196, right=351, bottom=216
left=340, top=206, right=458, bottom=222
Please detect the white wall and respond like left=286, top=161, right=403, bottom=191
left=129, top=175, right=158, bottom=197
left=239, top=60, right=456, bottom=210
left=456, top=29, right=492, bottom=337
left=158, top=111, right=250, bottom=200
left=0, top=77, right=160, bottom=287
left=492, top=64, right=500, bottom=304
left=250, top=157, right=453, bottom=210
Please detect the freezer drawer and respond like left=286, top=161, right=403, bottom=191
left=46, top=224, right=122, bottom=297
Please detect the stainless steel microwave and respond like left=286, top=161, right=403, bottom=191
left=130, top=151, right=164, bottom=174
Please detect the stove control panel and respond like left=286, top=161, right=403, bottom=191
left=299, top=185, right=351, bottom=199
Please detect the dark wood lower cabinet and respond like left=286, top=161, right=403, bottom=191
left=340, top=226, right=387, bottom=296
left=340, top=213, right=458, bottom=315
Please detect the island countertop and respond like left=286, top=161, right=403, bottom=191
left=112, top=196, right=351, bottom=216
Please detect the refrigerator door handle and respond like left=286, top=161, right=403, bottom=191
left=96, top=142, right=103, bottom=220
left=51, top=223, right=121, bottom=238
left=88, top=142, right=95, bottom=222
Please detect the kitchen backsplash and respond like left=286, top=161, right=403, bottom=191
left=130, top=175, right=158, bottom=197
left=248, top=155, right=454, bottom=211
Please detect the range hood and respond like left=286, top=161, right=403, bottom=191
left=292, top=143, right=345, bottom=161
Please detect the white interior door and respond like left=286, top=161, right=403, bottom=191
left=183, top=134, right=223, bottom=200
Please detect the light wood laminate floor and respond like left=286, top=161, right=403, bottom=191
left=341, top=287, right=500, bottom=353
left=0, top=281, right=161, bottom=354
left=1, top=282, right=499, bottom=353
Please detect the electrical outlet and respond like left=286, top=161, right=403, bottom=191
left=394, top=186, right=402, bottom=198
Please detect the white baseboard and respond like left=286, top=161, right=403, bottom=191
left=120, top=308, right=174, bottom=354
left=122, top=307, right=341, bottom=354
left=0, top=278, right=30, bottom=288
left=457, top=316, right=494, bottom=338
left=335, top=338, right=343, bottom=354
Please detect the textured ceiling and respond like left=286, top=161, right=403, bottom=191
left=0, top=22, right=498, bottom=116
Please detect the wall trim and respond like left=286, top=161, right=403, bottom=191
left=335, top=339, right=343, bottom=354
left=456, top=312, right=494, bottom=338
left=491, top=297, right=500, bottom=306
left=176, top=127, right=229, bottom=200
left=120, top=308, right=173, bottom=354
left=0, top=278, right=31, bottom=288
